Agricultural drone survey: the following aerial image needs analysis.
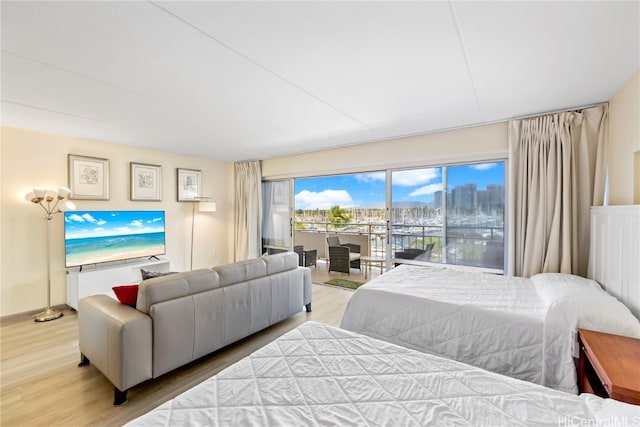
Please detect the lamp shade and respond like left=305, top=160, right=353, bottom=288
left=33, top=187, right=47, bottom=198
left=57, top=187, right=71, bottom=198
left=198, top=201, right=217, bottom=213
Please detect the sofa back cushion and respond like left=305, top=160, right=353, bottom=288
left=214, top=258, right=267, bottom=287
left=262, top=252, right=298, bottom=275
left=136, top=269, right=219, bottom=314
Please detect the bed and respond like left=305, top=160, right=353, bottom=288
left=125, top=321, right=636, bottom=426
left=340, top=265, right=640, bottom=394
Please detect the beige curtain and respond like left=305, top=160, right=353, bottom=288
left=508, top=105, right=608, bottom=278
left=234, top=161, right=262, bottom=261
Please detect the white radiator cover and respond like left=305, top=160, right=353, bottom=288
left=589, top=205, right=640, bottom=319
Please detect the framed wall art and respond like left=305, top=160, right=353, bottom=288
left=177, top=168, right=201, bottom=201
left=131, top=162, right=162, bottom=201
left=68, top=154, right=110, bottom=200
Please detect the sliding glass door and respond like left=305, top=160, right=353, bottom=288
left=390, top=161, right=505, bottom=271
left=261, top=180, right=292, bottom=254
left=265, top=159, right=506, bottom=273
left=390, top=167, right=443, bottom=263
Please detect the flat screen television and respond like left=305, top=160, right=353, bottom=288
left=64, top=210, right=166, bottom=268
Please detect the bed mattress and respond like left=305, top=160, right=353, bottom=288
left=341, top=265, right=546, bottom=385
left=125, top=321, right=636, bottom=426
left=340, top=265, right=640, bottom=394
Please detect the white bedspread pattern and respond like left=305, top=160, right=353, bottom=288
left=126, top=322, right=637, bottom=426
left=340, top=266, right=640, bottom=395
left=340, top=266, right=547, bottom=385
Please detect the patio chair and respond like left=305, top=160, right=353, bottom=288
left=328, top=246, right=352, bottom=274
left=327, top=236, right=361, bottom=273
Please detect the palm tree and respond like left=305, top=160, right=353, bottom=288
left=327, top=205, right=351, bottom=230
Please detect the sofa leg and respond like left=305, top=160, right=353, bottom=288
left=78, top=353, right=90, bottom=367
left=114, top=387, right=128, bottom=406
left=305, top=303, right=312, bottom=312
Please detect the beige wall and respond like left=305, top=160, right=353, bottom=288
left=1, top=127, right=234, bottom=317
left=262, top=122, right=508, bottom=179
left=608, top=70, right=640, bottom=205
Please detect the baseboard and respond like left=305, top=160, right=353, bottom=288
left=0, top=304, right=71, bottom=324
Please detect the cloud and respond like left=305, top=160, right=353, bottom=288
left=66, top=213, right=85, bottom=222
left=117, top=227, right=130, bottom=232
left=130, top=220, right=143, bottom=227
left=73, top=213, right=106, bottom=225
left=409, top=183, right=443, bottom=197
left=393, top=168, right=440, bottom=186
left=354, top=172, right=385, bottom=183
left=295, top=189, right=353, bottom=210
left=148, top=217, right=163, bottom=223
left=470, top=163, right=497, bottom=171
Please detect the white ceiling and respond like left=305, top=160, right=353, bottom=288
left=1, top=1, right=638, bottom=162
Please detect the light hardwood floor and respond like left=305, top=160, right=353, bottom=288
left=0, top=283, right=355, bottom=427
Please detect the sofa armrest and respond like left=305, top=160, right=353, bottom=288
left=78, top=295, right=152, bottom=392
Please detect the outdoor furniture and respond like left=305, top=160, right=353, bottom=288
left=328, top=245, right=361, bottom=275
left=394, top=243, right=434, bottom=266
left=303, top=249, right=317, bottom=269
left=294, top=245, right=304, bottom=266
left=361, top=255, right=385, bottom=279
left=327, top=236, right=361, bottom=270
left=294, top=245, right=317, bottom=269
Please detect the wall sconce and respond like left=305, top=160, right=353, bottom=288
left=25, top=187, right=76, bottom=322
left=190, top=197, right=216, bottom=270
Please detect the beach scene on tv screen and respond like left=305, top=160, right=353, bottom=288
left=64, top=211, right=165, bottom=267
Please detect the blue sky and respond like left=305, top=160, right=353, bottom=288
left=295, top=162, right=504, bottom=209
left=64, top=211, right=165, bottom=239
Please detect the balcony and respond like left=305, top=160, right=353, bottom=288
left=294, top=220, right=504, bottom=278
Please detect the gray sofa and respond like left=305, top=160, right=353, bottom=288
left=77, top=252, right=312, bottom=405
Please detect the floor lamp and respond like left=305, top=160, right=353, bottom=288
left=25, top=187, right=76, bottom=322
left=190, top=198, right=217, bottom=270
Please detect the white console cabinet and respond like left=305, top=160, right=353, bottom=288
left=66, top=259, right=170, bottom=309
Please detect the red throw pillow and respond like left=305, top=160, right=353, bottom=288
left=112, top=284, right=139, bottom=307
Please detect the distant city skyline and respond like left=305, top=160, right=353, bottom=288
left=294, top=162, right=505, bottom=209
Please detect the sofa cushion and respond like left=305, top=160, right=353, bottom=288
left=136, top=269, right=219, bottom=314
left=262, top=252, right=298, bottom=275
left=214, top=258, right=267, bottom=287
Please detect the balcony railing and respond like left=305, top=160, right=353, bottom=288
left=295, top=220, right=504, bottom=271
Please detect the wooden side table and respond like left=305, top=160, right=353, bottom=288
left=577, top=328, right=640, bottom=404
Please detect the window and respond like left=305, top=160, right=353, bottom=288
left=391, top=168, right=443, bottom=262
left=445, top=162, right=505, bottom=269
left=390, top=161, right=505, bottom=271
left=280, top=159, right=505, bottom=272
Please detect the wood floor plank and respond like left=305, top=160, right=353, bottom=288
left=0, top=283, right=354, bottom=427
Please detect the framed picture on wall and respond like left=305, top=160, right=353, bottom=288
left=177, top=168, right=201, bottom=201
left=131, top=162, right=162, bottom=201
left=68, top=154, right=110, bottom=200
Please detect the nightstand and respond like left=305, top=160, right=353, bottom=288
left=576, top=328, right=640, bottom=404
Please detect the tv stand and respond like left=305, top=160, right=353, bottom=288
left=66, top=259, right=170, bottom=310
left=148, top=255, right=160, bottom=261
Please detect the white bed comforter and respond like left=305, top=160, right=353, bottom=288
left=340, top=266, right=640, bottom=394
left=126, top=322, right=637, bottom=426
left=341, top=266, right=546, bottom=385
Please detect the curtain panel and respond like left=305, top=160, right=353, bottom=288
left=508, top=105, right=608, bottom=278
left=234, top=161, right=262, bottom=261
